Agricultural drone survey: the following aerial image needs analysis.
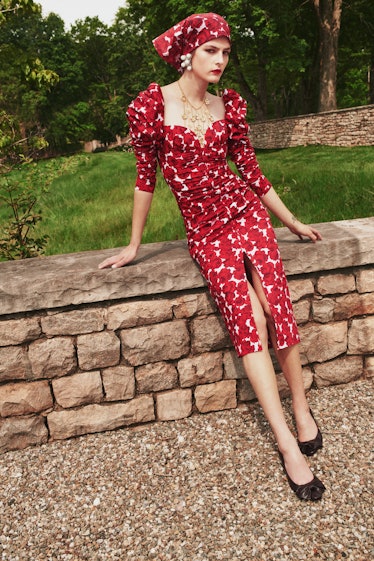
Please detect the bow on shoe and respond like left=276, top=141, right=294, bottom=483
left=278, top=451, right=326, bottom=501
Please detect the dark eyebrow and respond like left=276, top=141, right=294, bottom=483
left=204, top=44, right=231, bottom=52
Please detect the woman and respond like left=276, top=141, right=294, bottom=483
left=99, top=13, right=325, bottom=501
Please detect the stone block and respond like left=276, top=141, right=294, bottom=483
left=52, top=371, right=103, bottom=408
left=312, top=298, right=335, bottom=323
left=317, top=273, right=356, bottom=296
left=288, top=279, right=314, bottom=302
left=29, top=337, right=76, bottom=379
left=223, top=350, right=246, bottom=380
left=42, top=308, right=104, bottom=336
left=299, top=322, right=348, bottom=363
left=195, top=379, right=237, bottom=413
left=277, top=219, right=374, bottom=276
left=120, top=320, right=190, bottom=366
left=172, top=292, right=216, bottom=319
left=47, top=395, right=155, bottom=441
left=314, top=356, right=363, bottom=388
left=313, top=293, right=374, bottom=324
left=135, top=362, right=178, bottom=393
left=178, top=352, right=223, bottom=388
left=348, top=316, right=374, bottom=354
left=0, top=239, right=205, bottom=315
left=77, top=331, right=120, bottom=370
left=0, top=416, right=48, bottom=454
left=365, top=356, right=374, bottom=378
left=293, top=299, right=311, bottom=324
left=334, top=293, right=374, bottom=320
left=356, top=269, right=374, bottom=293
left=0, top=317, right=41, bottom=347
left=156, top=389, right=192, bottom=421
left=0, top=380, right=53, bottom=417
left=107, top=299, right=172, bottom=330
left=0, top=346, right=32, bottom=383
left=102, top=365, right=135, bottom=401
left=190, top=315, right=231, bottom=354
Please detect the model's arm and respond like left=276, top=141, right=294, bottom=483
left=261, top=187, right=322, bottom=243
left=98, top=190, right=153, bottom=269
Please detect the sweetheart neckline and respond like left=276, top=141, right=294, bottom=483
left=163, top=120, right=226, bottom=146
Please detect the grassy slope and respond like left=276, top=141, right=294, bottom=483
left=0, top=146, right=373, bottom=257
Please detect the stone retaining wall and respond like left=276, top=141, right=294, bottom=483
left=250, top=105, right=374, bottom=149
left=0, top=218, right=373, bottom=454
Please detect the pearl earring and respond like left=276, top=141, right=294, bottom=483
left=180, top=53, right=192, bottom=71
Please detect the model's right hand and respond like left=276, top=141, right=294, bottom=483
left=98, top=245, right=139, bottom=269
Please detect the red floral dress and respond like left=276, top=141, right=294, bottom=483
left=127, top=83, right=300, bottom=356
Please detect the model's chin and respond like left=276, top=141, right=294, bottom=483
left=208, top=73, right=222, bottom=83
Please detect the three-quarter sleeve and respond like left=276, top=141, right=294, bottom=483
left=126, top=83, right=164, bottom=193
left=224, top=89, right=272, bottom=198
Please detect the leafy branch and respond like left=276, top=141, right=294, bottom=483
left=0, top=173, right=49, bottom=259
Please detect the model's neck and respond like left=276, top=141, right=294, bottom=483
left=178, top=74, right=208, bottom=104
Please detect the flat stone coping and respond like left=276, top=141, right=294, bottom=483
left=0, top=217, right=373, bottom=316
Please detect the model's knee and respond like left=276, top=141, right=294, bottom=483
left=253, top=307, right=268, bottom=344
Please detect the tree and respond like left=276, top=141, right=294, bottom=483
left=0, top=0, right=58, bottom=259
left=69, top=17, right=130, bottom=144
left=338, top=0, right=374, bottom=107
left=312, top=0, right=343, bottom=112
left=226, top=0, right=314, bottom=119
left=0, top=2, right=59, bottom=160
left=36, top=13, right=92, bottom=152
left=0, top=0, right=38, bottom=21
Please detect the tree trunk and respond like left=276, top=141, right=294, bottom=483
left=313, top=0, right=343, bottom=112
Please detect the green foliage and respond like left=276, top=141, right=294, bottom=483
left=46, top=102, right=95, bottom=151
left=24, top=58, right=59, bottom=90
left=0, top=0, right=39, bottom=22
left=0, top=174, right=48, bottom=259
left=0, top=156, right=81, bottom=259
left=338, top=1, right=374, bottom=107
left=0, top=160, right=49, bottom=259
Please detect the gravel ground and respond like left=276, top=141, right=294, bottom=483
left=0, top=379, right=373, bottom=561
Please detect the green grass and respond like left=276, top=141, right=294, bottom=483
left=0, top=146, right=373, bottom=257
left=256, top=145, right=374, bottom=226
left=32, top=152, right=186, bottom=255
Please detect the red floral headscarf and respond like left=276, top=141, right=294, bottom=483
left=153, top=13, right=231, bottom=72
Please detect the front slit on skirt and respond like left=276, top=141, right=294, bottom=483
left=192, top=200, right=300, bottom=357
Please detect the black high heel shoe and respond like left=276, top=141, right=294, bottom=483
left=278, top=451, right=326, bottom=501
left=297, top=409, right=323, bottom=456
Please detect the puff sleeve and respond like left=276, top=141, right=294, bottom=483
left=224, top=89, right=272, bottom=198
left=126, top=83, right=164, bottom=193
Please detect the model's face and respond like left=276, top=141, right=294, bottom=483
left=190, top=37, right=231, bottom=83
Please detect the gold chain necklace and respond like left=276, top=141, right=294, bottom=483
left=178, top=80, right=214, bottom=146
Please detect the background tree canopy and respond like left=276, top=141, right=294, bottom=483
left=0, top=0, right=373, bottom=157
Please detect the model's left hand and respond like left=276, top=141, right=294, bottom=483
left=288, top=219, right=323, bottom=243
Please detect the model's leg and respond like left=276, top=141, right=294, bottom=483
left=248, top=264, right=319, bottom=443
left=275, top=345, right=318, bottom=442
left=243, top=281, right=314, bottom=486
